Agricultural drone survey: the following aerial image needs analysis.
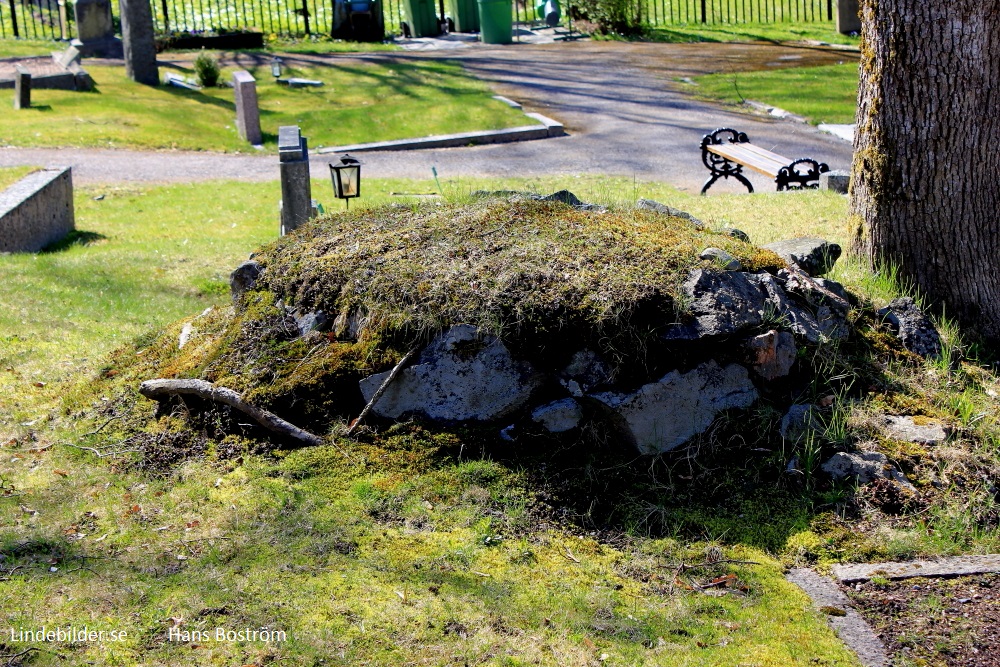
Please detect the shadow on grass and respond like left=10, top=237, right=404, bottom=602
left=42, top=230, right=108, bottom=253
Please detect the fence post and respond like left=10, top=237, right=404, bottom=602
left=160, top=0, right=169, bottom=30
left=8, top=0, right=18, bottom=37
left=827, top=0, right=832, bottom=21
left=700, top=0, right=706, bottom=23
left=301, top=0, right=310, bottom=34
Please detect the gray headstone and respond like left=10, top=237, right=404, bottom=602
left=14, top=66, right=30, bottom=110
left=278, top=125, right=313, bottom=236
left=232, top=71, right=262, bottom=145
left=75, top=0, right=114, bottom=42
left=119, top=0, right=159, bottom=86
left=836, top=0, right=861, bottom=34
left=54, top=45, right=82, bottom=69
left=72, top=0, right=122, bottom=57
left=820, top=169, right=850, bottom=194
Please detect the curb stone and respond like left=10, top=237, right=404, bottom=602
left=786, top=568, right=889, bottom=667
left=832, top=554, right=1000, bottom=584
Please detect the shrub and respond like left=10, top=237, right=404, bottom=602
left=575, top=0, right=645, bottom=35
left=194, top=51, right=221, bottom=87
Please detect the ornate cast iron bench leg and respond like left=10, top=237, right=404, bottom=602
left=775, top=158, right=830, bottom=191
left=699, top=128, right=754, bottom=195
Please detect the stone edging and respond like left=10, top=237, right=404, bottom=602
left=788, top=555, right=1000, bottom=666
left=832, top=554, right=1000, bottom=584
left=317, top=111, right=564, bottom=154
left=786, top=568, right=890, bottom=667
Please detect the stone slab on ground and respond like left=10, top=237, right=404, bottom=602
left=0, top=56, right=92, bottom=91
left=318, top=124, right=559, bottom=153
left=832, top=555, right=1000, bottom=584
left=786, top=568, right=889, bottom=667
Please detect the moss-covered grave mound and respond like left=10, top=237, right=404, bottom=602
left=90, top=197, right=797, bottom=449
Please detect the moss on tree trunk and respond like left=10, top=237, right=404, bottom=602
left=850, top=0, right=1000, bottom=342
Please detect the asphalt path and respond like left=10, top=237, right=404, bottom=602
left=0, top=40, right=857, bottom=193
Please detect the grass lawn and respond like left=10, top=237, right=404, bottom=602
left=0, top=36, right=400, bottom=60
left=689, top=62, right=859, bottom=124
left=4, top=176, right=1000, bottom=666
left=0, top=60, right=528, bottom=152
left=0, top=177, right=865, bottom=666
left=0, top=165, right=38, bottom=191
left=644, top=22, right=860, bottom=46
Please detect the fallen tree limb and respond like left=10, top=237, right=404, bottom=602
left=346, top=345, right=421, bottom=436
left=139, top=379, right=323, bottom=448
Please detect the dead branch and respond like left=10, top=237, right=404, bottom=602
left=138, top=379, right=323, bottom=448
left=346, top=346, right=421, bottom=436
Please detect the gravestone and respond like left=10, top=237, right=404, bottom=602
left=0, top=167, right=75, bottom=252
left=232, top=71, right=262, bottom=145
left=836, top=0, right=861, bottom=34
left=72, top=0, right=123, bottom=57
left=118, top=0, right=159, bottom=85
left=279, top=126, right=314, bottom=236
left=13, top=66, right=30, bottom=110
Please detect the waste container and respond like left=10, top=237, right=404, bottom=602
left=447, top=0, right=479, bottom=32
left=477, top=0, right=511, bottom=43
left=402, top=0, right=440, bottom=37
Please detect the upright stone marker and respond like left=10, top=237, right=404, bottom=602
left=72, top=0, right=122, bottom=57
left=279, top=126, right=313, bottom=236
left=13, top=66, right=30, bottom=110
left=118, top=0, right=159, bottom=85
left=232, top=71, right=262, bottom=146
left=836, top=0, right=861, bottom=34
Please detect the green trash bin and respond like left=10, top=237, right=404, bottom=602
left=477, top=0, right=511, bottom=43
left=402, top=0, right=440, bottom=37
left=447, top=0, right=480, bottom=32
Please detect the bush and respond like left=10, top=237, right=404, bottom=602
left=194, top=51, right=221, bottom=87
left=575, top=0, right=645, bottom=35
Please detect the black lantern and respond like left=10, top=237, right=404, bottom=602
left=271, top=57, right=283, bottom=79
left=329, top=154, right=361, bottom=209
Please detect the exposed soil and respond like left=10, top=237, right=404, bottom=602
left=847, top=573, right=1000, bottom=667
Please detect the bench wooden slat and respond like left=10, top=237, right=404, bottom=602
left=707, top=143, right=788, bottom=177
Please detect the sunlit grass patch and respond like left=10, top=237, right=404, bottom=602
left=689, top=62, right=859, bottom=125
left=0, top=60, right=527, bottom=152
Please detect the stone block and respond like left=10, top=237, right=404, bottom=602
left=763, top=237, right=842, bottom=276
left=0, top=167, right=75, bottom=252
left=54, top=45, right=82, bottom=69
left=13, top=66, right=30, bottom=110
left=590, top=361, right=758, bottom=455
left=836, top=0, right=861, bottom=34
left=75, top=0, right=114, bottom=42
left=233, top=70, right=262, bottom=145
left=820, top=169, right=850, bottom=194
left=359, top=324, right=543, bottom=422
left=278, top=125, right=313, bottom=236
left=119, top=0, right=159, bottom=85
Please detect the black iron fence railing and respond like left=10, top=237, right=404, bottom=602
left=643, top=0, right=832, bottom=25
left=1, top=0, right=70, bottom=40
left=0, top=0, right=830, bottom=42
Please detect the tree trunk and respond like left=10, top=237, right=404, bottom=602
left=850, top=0, right=1000, bottom=342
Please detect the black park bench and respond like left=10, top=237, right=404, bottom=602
left=699, top=128, right=830, bottom=195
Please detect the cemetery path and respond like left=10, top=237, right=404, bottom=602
left=0, top=41, right=857, bottom=193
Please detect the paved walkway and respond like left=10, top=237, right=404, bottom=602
left=0, top=41, right=857, bottom=193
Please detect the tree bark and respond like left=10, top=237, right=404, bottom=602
left=850, top=0, right=1000, bottom=342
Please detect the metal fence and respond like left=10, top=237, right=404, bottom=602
left=151, top=0, right=403, bottom=36
left=643, top=0, right=832, bottom=25
left=0, top=0, right=71, bottom=40
left=0, top=0, right=830, bottom=42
